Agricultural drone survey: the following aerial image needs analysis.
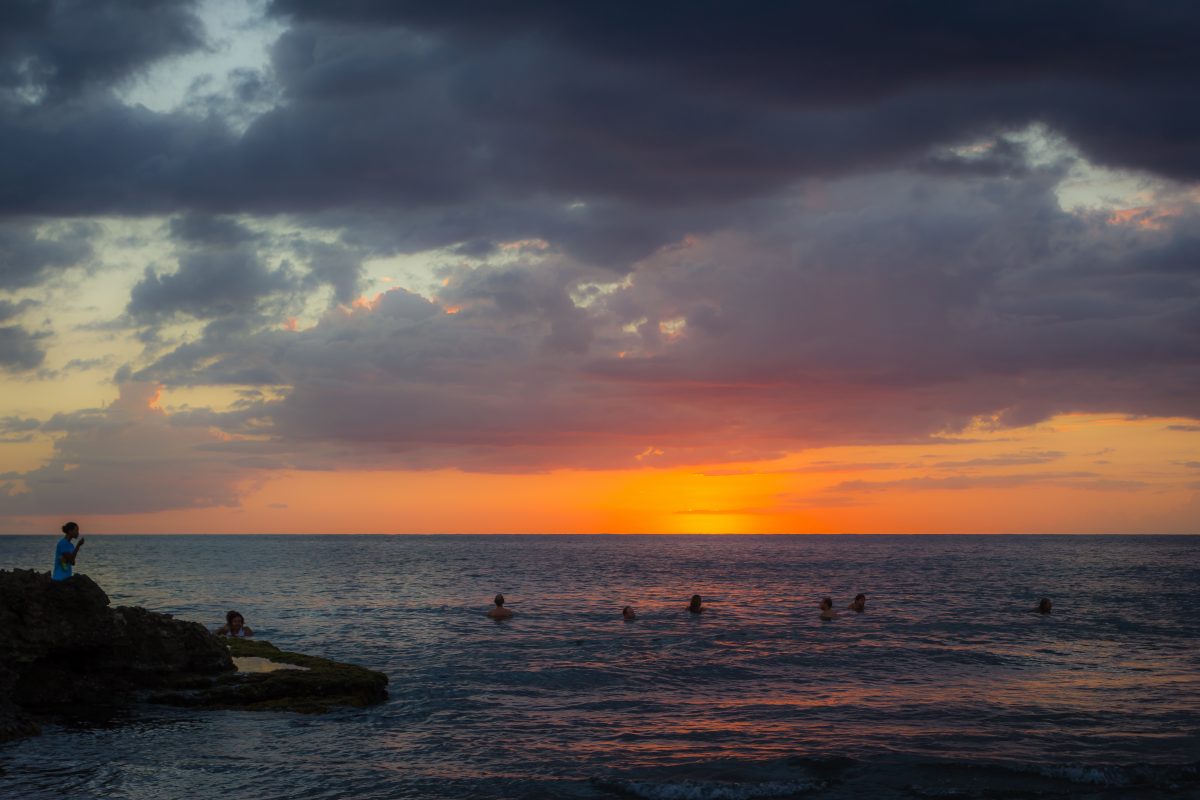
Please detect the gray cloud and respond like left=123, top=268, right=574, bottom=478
left=271, top=1, right=1200, bottom=181
left=169, top=213, right=260, bottom=246
left=0, top=298, right=37, bottom=321
left=0, top=2, right=1198, bottom=270
left=930, top=451, right=1065, bottom=469
left=3, top=2, right=1200, bottom=514
left=701, top=462, right=906, bottom=477
left=0, top=382, right=245, bottom=514
left=116, top=167, right=1199, bottom=473
left=0, top=220, right=93, bottom=289
left=128, top=248, right=297, bottom=321
left=293, top=240, right=365, bottom=304
left=0, top=415, right=39, bottom=433
left=0, top=324, right=48, bottom=371
left=0, top=0, right=205, bottom=101
left=827, top=471, right=1146, bottom=493
left=0, top=415, right=40, bottom=443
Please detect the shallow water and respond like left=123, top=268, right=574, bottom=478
left=2, top=534, right=1198, bottom=799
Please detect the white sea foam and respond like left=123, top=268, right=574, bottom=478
left=1034, top=763, right=1197, bottom=787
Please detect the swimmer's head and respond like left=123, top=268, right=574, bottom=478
left=622, top=605, right=635, bottom=618
left=494, top=594, right=505, bottom=607
left=689, top=594, right=702, bottom=608
left=820, top=597, right=833, bottom=610
left=62, top=521, right=79, bottom=538
left=226, top=610, right=244, bottom=628
left=854, top=594, right=866, bottom=603
left=1037, top=598, right=1052, bottom=613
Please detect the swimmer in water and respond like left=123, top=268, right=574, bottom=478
left=847, top=593, right=867, bottom=613
left=622, top=605, right=636, bottom=620
left=820, top=597, right=838, bottom=620
left=1033, top=597, right=1052, bottom=614
left=487, top=593, right=513, bottom=620
left=215, top=610, right=254, bottom=637
left=688, top=594, right=705, bottom=614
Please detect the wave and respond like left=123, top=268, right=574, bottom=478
left=595, top=777, right=824, bottom=800
left=1028, top=761, right=1199, bottom=788
left=592, top=756, right=1200, bottom=799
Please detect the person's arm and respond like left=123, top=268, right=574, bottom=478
left=242, top=626, right=254, bottom=636
left=63, top=537, right=85, bottom=564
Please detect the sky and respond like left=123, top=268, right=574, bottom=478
left=1, top=0, right=1199, bottom=534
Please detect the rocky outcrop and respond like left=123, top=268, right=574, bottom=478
left=0, top=569, right=234, bottom=741
left=0, top=569, right=388, bottom=743
left=154, top=638, right=389, bottom=713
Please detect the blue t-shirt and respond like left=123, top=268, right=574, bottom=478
left=52, top=538, right=75, bottom=581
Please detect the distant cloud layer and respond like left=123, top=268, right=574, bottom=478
left=0, top=1, right=1198, bottom=515
left=120, top=168, right=1198, bottom=475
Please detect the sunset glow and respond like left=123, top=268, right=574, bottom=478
left=1, top=2, right=1198, bottom=535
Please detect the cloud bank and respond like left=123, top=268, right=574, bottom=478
left=0, top=1, right=1198, bottom=515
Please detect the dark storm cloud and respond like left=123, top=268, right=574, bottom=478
left=0, top=0, right=205, bottom=100
left=169, top=213, right=259, bottom=246
left=0, top=1, right=1197, bottom=255
left=270, top=1, right=1196, bottom=93
left=272, top=0, right=1200, bottom=180
left=0, top=100, right=236, bottom=217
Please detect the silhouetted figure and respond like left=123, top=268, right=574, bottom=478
left=820, top=597, right=838, bottom=620
left=622, top=605, right=637, bottom=620
left=52, top=521, right=84, bottom=581
left=487, top=593, right=513, bottom=620
left=688, top=594, right=705, bottom=614
left=847, top=594, right=867, bottom=613
left=1034, top=598, right=1052, bottom=614
left=216, top=610, right=254, bottom=637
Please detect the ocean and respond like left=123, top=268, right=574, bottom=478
left=1, top=534, right=1198, bottom=799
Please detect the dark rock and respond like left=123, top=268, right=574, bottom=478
left=1, top=569, right=387, bottom=743
left=154, top=639, right=389, bottom=713
left=0, top=569, right=234, bottom=741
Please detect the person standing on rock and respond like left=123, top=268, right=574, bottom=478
left=52, top=521, right=85, bottom=581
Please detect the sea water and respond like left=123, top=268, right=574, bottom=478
left=1, top=534, right=1198, bottom=799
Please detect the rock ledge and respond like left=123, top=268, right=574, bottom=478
left=154, top=638, right=388, bottom=713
